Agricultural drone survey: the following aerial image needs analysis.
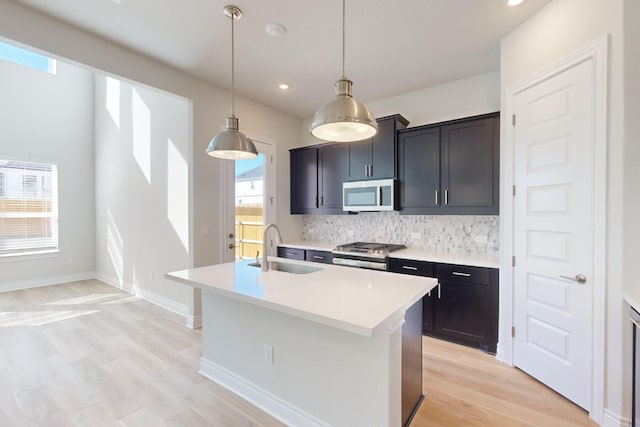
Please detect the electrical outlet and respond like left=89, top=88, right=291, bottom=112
left=201, top=225, right=209, bottom=237
left=263, top=344, right=273, bottom=364
left=150, top=272, right=155, bottom=280
left=65, top=258, right=73, bottom=265
left=347, top=229, right=354, bottom=237
left=410, top=232, right=420, bottom=239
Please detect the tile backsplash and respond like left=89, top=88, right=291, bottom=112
left=302, top=212, right=499, bottom=256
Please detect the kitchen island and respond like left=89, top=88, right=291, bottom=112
left=166, top=257, right=437, bottom=427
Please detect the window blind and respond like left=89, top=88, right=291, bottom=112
left=0, top=160, right=58, bottom=256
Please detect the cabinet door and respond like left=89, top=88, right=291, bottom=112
left=434, top=280, right=493, bottom=352
left=318, top=143, right=347, bottom=213
left=347, top=139, right=371, bottom=181
left=305, top=249, right=333, bottom=264
left=277, top=247, right=305, bottom=260
left=398, top=127, right=441, bottom=214
left=290, top=148, right=318, bottom=214
left=370, top=120, right=395, bottom=179
left=441, top=116, right=499, bottom=214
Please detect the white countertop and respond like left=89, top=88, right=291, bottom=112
left=624, top=291, right=640, bottom=313
left=390, top=248, right=499, bottom=269
left=278, top=241, right=499, bottom=269
left=166, top=257, right=436, bottom=338
left=278, top=241, right=335, bottom=251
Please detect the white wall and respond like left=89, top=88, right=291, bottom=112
left=298, top=70, right=500, bottom=148
left=0, top=58, right=95, bottom=289
left=94, top=75, right=192, bottom=312
left=623, top=2, right=640, bottom=296
left=0, top=1, right=303, bottom=314
left=500, top=0, right=627, bottom=423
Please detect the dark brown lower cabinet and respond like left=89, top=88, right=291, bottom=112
left=277, top=247, right=333, bottom=264
left=390, top=258, right=498, bottom=354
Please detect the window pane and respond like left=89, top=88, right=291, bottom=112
left=0, top=42, right=55, bottom=74
left=0, top=160, right=58, bottom=255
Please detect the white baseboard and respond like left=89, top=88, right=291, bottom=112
left=141, top=288, right=190, bottom=319
left=199, top=357, right=331, bottom=427
left=95, top=272, right=139, bottom=295
left=97, top=273, right=190, bottom=320
left=186, top=314, right=202, bottom=329
left=495, top=342, right=507, bottom=364
left=0, top=272, right=96, bottom=293
left=603, top=408, right=631, bottom=427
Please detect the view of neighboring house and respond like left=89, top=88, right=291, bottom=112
left=235, top=164, right=263, bottom=206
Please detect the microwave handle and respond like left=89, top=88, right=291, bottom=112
left=378, top=186, right=382, bottom=207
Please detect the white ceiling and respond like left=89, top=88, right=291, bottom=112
left=15, top=0, right=551, bottom=119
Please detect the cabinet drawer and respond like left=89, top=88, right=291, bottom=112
left=306, top=250, right=333, bottom=264
left=277, top=247, right=305, bottom=260
left=437, top=264, right=491, bottom=285
left=388, top=258, right=435, bottom=277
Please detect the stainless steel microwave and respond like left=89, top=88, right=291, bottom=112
left=343, top=178, right=397, bottom=212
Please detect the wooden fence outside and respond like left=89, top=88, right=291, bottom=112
left=235, top=205, right=263, bottom=260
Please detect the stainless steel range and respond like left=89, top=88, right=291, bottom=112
left=332, top=242, right=406, bottom=271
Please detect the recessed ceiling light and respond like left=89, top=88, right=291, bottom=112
left=265, top=23, right=286, bottom=38
left=278, top=83, right=290, bottom=90
left=504, top=0, right=524, bottom=6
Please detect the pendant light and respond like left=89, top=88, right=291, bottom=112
left=309, top=0, right=377, bottom=142
left=206, top=5, right=258, bottom=160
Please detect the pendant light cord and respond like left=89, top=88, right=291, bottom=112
left=231, top=11, right=236, bottom=117
left=341, top=0, right=346, bottom=79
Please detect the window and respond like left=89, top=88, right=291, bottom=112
left=0, top=160, right=58, bottom=256
left=0, top=41, right=56, bottom=74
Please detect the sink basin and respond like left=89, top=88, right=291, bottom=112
left=247, top=261, right=323, bottom=274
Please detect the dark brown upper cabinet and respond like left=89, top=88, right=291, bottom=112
left=347, top=114, right=409, bottom=181
left=290, top=142, right=347, bottom=215
left=398, top=112, right=500, bottom=215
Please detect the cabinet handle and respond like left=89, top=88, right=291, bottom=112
left=435, top=190, right=439, bottom=205
left=444, top=189, right=449, bottom=205
left=364, top=165, right=369, bottom=177
left=287, top=252, right=297, bottom=257
left=402, top=265, right=418, bottom=271
left=314, top=196, right=318, bottom=208
left=438, top=283, right=441, bottom=299
left=313, top=255, right=325, bottom=260
left=320, top=196, right=324, bottom=206
left=369, top=164, right=373, bottom=177
left=452, top=271, right=471, bottom=277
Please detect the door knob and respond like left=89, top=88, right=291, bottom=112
left=228, top=243, right=235, bottom=249
left=560, top=274, right=587, bottom=284
left=228, top=233, right=234, bottom=239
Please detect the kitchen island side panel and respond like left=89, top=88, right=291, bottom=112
left=200, top=290, right=402, bottom=427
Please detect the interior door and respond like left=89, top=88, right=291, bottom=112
left=223, top=139, right=274, bottom=263
left=513, top=58, right=594, bottom=410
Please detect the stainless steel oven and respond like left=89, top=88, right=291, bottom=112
left=332, top=242, right=405, bottom=271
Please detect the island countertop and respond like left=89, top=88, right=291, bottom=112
left=166, top=258, right=437, bottom=337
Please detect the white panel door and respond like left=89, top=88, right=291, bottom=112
left=513, top=58, right=594, bottom=410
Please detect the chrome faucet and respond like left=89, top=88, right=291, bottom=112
left=262, top=224, right=283, bottom=272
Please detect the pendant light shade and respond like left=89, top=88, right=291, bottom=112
left=310, top=0, right=377, bottom=142
left=206, top=5, right=257, bottom=160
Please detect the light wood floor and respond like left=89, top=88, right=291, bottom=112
left=0, top=280, right=597, bottom=427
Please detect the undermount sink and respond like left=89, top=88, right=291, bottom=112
left=247, top=260, right=323, bottom=275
